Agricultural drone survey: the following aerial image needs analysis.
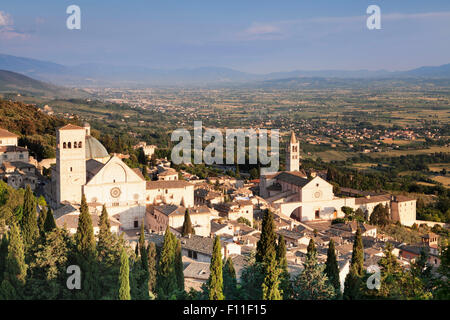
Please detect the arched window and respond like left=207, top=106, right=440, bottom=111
left=78, top=141, right=82, bottom=148
left=68, top=142, right=72, bottom=149
left=73, top=141, right=77, bottom=148
left=63, top=142, right=67, bottom=149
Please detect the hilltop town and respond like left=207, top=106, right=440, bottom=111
left=1, top=121, right=447, bottom=297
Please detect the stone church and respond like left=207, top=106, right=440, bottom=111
left=50, top=123, right=147, bottom=230
left=260, top=132, right=416, bottom=226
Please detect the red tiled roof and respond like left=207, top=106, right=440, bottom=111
left=0, top=128, right=19, bottom=138
left=59, top=124, right=84, bottom=131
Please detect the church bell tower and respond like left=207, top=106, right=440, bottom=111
left=56, top=124, right=86, bottom=205
left=286, top=131, right=299, bottom=172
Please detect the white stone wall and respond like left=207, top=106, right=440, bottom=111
left=145, top=185, right=194, bottom=207
left=169, top=213, right=211, bottom=237
left=0, top=137, right=18, bottom=146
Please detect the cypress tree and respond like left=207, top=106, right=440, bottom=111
left=21, top=185, right=39, bottom=249
left=276, top=235, right=291, bottom=299
left=75, top=193, right=98, bottom=299
left=256, top=210, right=276, bottom=263
left=262, top=250, right=282, bottom=300
left=324, top=239, right=341, bottom=295
left=0, top=222, right=27, bottom=299
left=118, top=247, right=131, bottom=300
left=97, top=205, right=112, bottom=254
left=208, top=236, right=224, bottom=300
left=76, top=193, right=95, bottom=258
left=223, top=257, right=237, bottom=299
left=181, top=209, right=195, bottom=236
left=156, top=227, right=177, bottom=299
left=147, top=242, right=157, bottom=294
left=0, top=234, right=8, bottom=283
left=343, top=226, right=364, bottom=300
left=307, top=238, right=317, bottom=260
left=139, top=223, right=149, bottom=273
left=175, top=239, right=184, bottom=291
left=37, top=205, right=47, bottom=236
left=43, top=208, right=56, bottom=232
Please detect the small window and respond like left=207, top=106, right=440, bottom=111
left=188, top=250, right=193, bottom=258
left=316, top=183, right=319, bottom=187
left=63, top=142, right=67, bottom=149
left=193, top=251, right=198, bottom=259
left=68, top=142, right=72, bottom=149
left=78, top=141, right=82, bottom=148
left=70, top=167, right=72, bottom=172
left=73, top=141, right=77, bottom=148
left=134, top=220, right=138, bottom=228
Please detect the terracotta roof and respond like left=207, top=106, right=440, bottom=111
left=393, top=195, right=416, bottom=202
left=0, top=128, right=19, bottom=138
left=183, top=261, right=210, bottom=280
left=146, top=180, right=192, bottom=190
left=59, top=124, right=84, bottom=131
left=132, top=168, right=145, bottom=180
left=354, top=194, right=391, bottom=205
left=276, top=171, right=310, bottom=187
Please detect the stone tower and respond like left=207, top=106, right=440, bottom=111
left=286, top=131, right=299, bottom=172
left=55, top=124, right=86, bottom=205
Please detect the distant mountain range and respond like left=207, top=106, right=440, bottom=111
left=0, top=53, right=449, bottom=87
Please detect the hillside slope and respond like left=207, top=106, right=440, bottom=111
left=0, top=99, right=73, bottom=159
left=0, top=69, right=89, bottom=98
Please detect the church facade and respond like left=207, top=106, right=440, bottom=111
left=50, top=123, right=194, bottom=231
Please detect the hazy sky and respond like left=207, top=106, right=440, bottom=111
left=1, top=0, right=449, bottom=73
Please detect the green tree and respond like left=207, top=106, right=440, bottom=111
left=75, top=193, right=98, bottom=299
left=43, top=208, right=56, bottom=232
left=343, top=226, right=364, bottom=300
left=37, top=206, right=47, bottom=237
left=223, top=257, right=238, bottom=299
left=292, top=239, right=335, bottom=300
left=147, top=242, right=157, bottom=295
left=0, top=222, right=27, bottom=299
left=21, top=185, right=39, bottom=250
left=118, top=247, right=131, bottom=300
left=324, top=239, right=341, bottom=296
left=76, top=194, right=95, bottom=258
left=256, top=210, right=276, bottom=264
left=262, top=251, right=282, bottom=300
left=276, top=235, right=291, bottom=299
left=156, top=227, right=177, bottom=299
left=208, top=236, right=224, bottom=300
left=435, top=243, right=450, bottom=299
left=181, top=210, right=195, bottom=236
left=175, top=239, right=184, bottom=291
left=0, top=234, right=8, bottom=283
left=370, top=204, right=390, bottom=227
left=27, top=228, right=71, bottom=299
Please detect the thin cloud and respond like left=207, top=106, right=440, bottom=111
left=0, top=10, right=28, bottom=40
left=239, top=10, right=450, bottom=41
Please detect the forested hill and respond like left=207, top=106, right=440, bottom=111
left=0, top=99, right=77, bottom=159
left=0, top=69, right=89, bottom=98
